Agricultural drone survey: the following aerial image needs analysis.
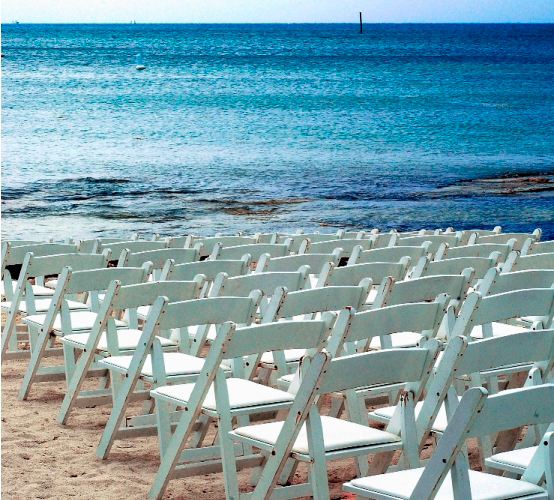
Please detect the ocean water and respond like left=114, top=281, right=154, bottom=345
left=2, top=23, right=554, bottom=240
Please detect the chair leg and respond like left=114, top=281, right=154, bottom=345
left=189, top=414, right=213, bottom=448
left=18, top=329, right=52, bottom=400
left=96, top=371, right=145, bottom=459
left=305, top=409, right=331, bottom=499
left=1, top=308, right=17, bottom=358
left=62, top=344, right=78, bottom=386
left=57, top=346, right=102, bottom=425
left=344, top=389, right=370, bottom=476
left=328, top=393, right=345, bottom=418
left=155, top=400, right=173, bottom=458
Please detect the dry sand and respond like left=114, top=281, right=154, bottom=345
left=1, top=340, right=482, bottom=500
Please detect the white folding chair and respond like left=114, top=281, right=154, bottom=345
left=521, top=239, right=554, bottom=256
left=210, top=241, right=292, bottom=262
left=226, top=344, right=440, bottom=499
left=348, top=242, right=430, bottom=267
left=185, top=235, right=260, bottom=257
left=344, top=384, right=554, bottom=500
left=503, top=251, right=554, bottom=273
left=1, top=241, right=81, bottom=300
left=17, top=263, right=152, bottom=400
left=1, top=251, right=111, bottom=361
left=298, top=235, right=377, bottom=258
left=477, top=229, right=542, bottom=251
left=94, top=292, right=265, bottom=459
left=435, top=240, right=517, bottom=263
left=146, top=314, right=337, bottom=499
left=57, top=277, right=207, bottom=424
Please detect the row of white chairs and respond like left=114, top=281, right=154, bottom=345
left=1, top=227, right=553, bottom=499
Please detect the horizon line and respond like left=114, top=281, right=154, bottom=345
left=3, top=21, right=554, bottom=25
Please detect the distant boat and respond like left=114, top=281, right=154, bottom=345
left=135, top=54, right=146, bottom=70
left=13, top=20, right=19, bottom=24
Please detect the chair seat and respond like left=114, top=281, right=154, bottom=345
left=2, top=298, right=88, bottom=313
left=23, top=311, right=127, bottom=333
left=364, top=288, right=378, bottom=304
left=137, top=305, right=151, bottom=319
left=100, top=352, right=230, bottom=378
left=1, top=281, right=56, bottom=297
left=61, top=330, right=177, bottom=352
left=233, top=415, right=401, bottom=455
left=260, top=349, right=307, bottom=365
left=44, top=279, right=58, bottom=290
left=345, top=467, right=545, bottom=500
left=470, top=322, right=528, bottom=339
left=152, top=378, right=295, bottom=411
left=188, top=324, right=217, bottom=341
left=486, top=446, right=537, bottom=472
left=370, top=398, right=460, bottom=433
left=369, top=331, right=423, bottom=349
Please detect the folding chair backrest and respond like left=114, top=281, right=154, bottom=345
left=479, top=268, right=554, bottom=296
left=79, top=237, right=138, bottom=254
left=328, top=294, right=449, bottom=355
left=94, top=240, right=169, bottom=257
left=466, top=385, right=554, bottom=439
left=435, top=241, right=516, bottom=262
left=94, top=277, right=207, bottom=332
left=161, top=255, right=251, bottom=282
left=503, top=251, right=554, bottom=273
left=457, top=227, right=501, bottom=245
left=457, top=329, right=554, bottom=378
left=119, top=247, right=201, bottom=272
left=211, top=242, right=291, bottom=261
left=342, top=230, right=368, bottom=239
left=397, top=229, right=442, bottom=237
left=372, top=232, right=399, bottom=248
left=14, top=251, right=111, bottom=283
left=477, top=229, right=541, bottom=250
left=157, top=292, right=263, bottom=331
left=255, top=233, right=278, bottom=244
left=223, top=315, right=335, bottom=360
left=416, top=329, right=554, bottom=452
left=348, top=243, right=430, bottom=266
left=61, top=263, right=153, bottom=295
left=210, top=268, right=310, bottom=298
left=109, top=278, right=207, bottom=312
left=257, top=249, right=342, bottom=274
left=394, top=233, right=463, bottom=254
left=411, top=254, right=500, bottom=280
left=450, top=288, right=554, bottom=339
left=521, top=238, right=554, bottom=256
left=319, top=259, right=410, bottom=287
left=264, top=280, right=372, bottom=322
left=2, top=242, right=80, bottom=272
left=188, top=235, right=259, bottom=256
left=3, top=239, right=52, bottom=247
left=287, top=232, right=343, bottom=253
left=374, top=270, right=473, bottom=312
left=411, top=385, right=554, bottom=500
left=166, top=235, right=193, bottom=248
left=319, top=347, right=437, bottom=394
left=299, top=236, right=376, bottom=257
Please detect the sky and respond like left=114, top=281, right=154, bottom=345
left=2, top=0, right=554, bottom=24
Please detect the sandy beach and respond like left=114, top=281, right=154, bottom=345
left=1, top=352, right=360, bottom=499
left=2, top=343, right=487, bottom=499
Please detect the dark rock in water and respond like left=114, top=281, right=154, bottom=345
left=429, top=173, right=554, bottom=198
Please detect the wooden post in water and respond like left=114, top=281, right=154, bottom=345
left=359, top=12, right=363, bottom=34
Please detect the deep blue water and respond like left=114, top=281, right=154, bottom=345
left=2, top=24, right=554, bottom=240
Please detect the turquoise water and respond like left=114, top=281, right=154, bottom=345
left=2, top=24, right=553, bottom=240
